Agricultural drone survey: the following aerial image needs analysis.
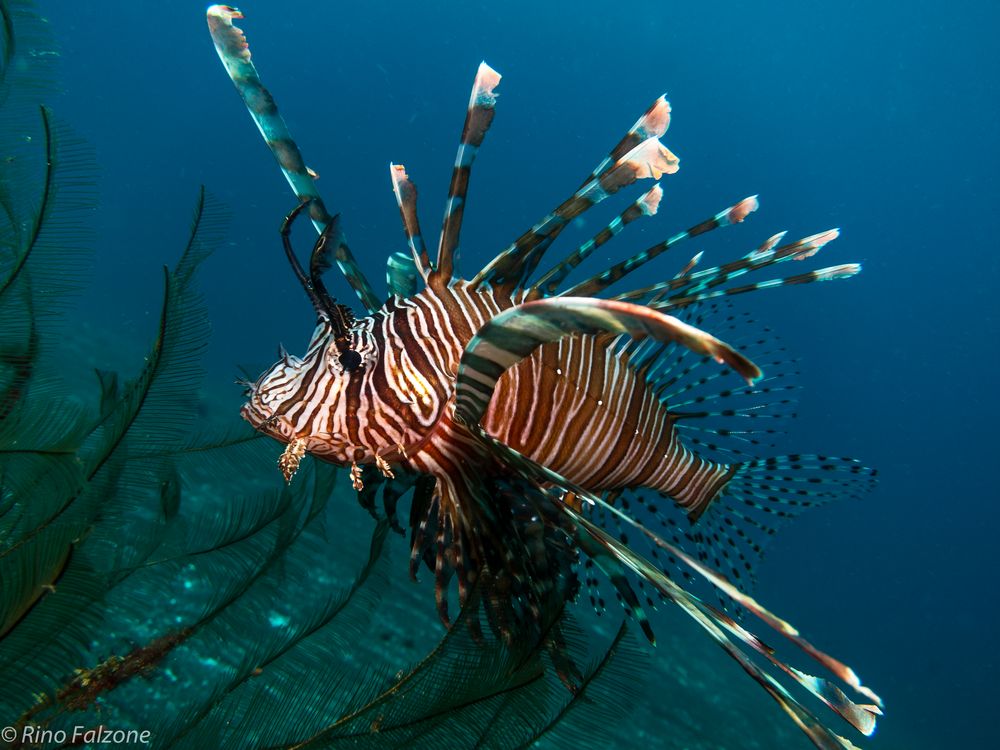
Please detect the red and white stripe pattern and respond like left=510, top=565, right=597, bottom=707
left=245, top=285, right=749, bottom=529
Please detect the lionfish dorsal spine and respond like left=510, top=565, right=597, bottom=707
left=389, top=163, right=433, bottom=282
left=206, top=4, right=381, bottom=312
left=529, top=183, right=663, bottom=299
left=470, top=135, right=678, bottom=294
left=433, top=62, right=502, bottom=285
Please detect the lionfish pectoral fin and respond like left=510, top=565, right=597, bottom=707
left=462, top=424, right=881, bottom=747
left=574, top=524, right=656, bottom=644
left=206, top=5, right=381, bottom=312
left=455, top=296, right=760, bottom=429
left=450, top=296, right=880, bottom=745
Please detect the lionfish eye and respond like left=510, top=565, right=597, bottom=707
left=339, top=349, right=363, bottom=372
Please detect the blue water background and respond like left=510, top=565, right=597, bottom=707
left=45, top=1, right=998, bottom=747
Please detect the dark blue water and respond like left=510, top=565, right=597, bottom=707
left=46, top=1, right=998, bottom=747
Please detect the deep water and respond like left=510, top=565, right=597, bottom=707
left=23, top=0, right=999, bottom=748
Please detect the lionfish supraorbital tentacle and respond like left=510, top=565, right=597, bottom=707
left=279, top=200, right=328, bottom=317
left=206, top=5, right=381, bottom=312
left=389, top=163, right=433, bottom=282
left=470, top=136, right=679, bottom=294
left=433, top=62, right=502, bottom=286
left=528, top=184, right=663, bottom=299
left=562, top=195, right=760, bottom=298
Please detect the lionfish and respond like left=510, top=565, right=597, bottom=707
left=208, top=6, right=882, bottom=747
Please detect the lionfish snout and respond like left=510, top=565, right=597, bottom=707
left=240, top=353, right=309, bottom=440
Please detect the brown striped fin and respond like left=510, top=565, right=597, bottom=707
left=470, top=138, right=678, bottom=294
left=463, top=423, right=881, bottom=747
left=433, top=62, right=502, bottom=284
left=463, top=419, right=879, bottom=746
left=389, top=163, right=432, bottom=282
left=528, top=184, right=663, bottom=299
left=564, top=196, right=759, bottom=298
left=454, top=296, right=759, bottom=429
left=206, top=5, right=381, bottom=311
left=582, top=95, right=672, bottom=186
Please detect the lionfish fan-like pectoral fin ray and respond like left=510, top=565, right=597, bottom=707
left=206, top=5, right=380, bottom=312
left=565, top=507, right=879, bottom=745
left=464, top=425, right=879, bottom=747
left=455, top=296, right=760, bottom=428
left=629, top=302, right=801, bottom=463
left=470, top=136, right=678, bottom=294
left=433, top=61, right=502, bottom=285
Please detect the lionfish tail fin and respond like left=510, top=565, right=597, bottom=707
left=642, top=453, right=876, bottom=601
left=206, top=5, right=381, bottom=311
left=432, top=62, right=502, bottom=285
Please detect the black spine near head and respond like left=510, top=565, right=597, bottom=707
left=280, top=201, right=362, bottom=372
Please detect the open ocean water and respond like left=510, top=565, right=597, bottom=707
left=3, top=1, right=996, bottom=748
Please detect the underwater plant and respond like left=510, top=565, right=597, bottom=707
left=0, top=2, right=654, bottom=749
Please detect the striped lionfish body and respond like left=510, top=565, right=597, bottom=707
left=209, top=6, right=884, bottom=748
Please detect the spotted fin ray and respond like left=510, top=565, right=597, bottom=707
left=452, top=295, right=881, bottom=747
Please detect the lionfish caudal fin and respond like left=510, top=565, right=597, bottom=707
left=450, top=296, right=882, bottom=749
left=206, top=5, right=381, bottom=312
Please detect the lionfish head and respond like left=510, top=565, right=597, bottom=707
left=240, top=321, right=375, bottom=457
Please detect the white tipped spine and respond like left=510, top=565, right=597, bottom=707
left=639, top=184, right=663, bottom=215
left=471, top=62, right=502, bottom=108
